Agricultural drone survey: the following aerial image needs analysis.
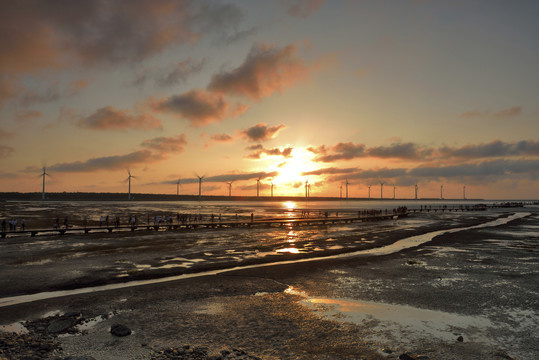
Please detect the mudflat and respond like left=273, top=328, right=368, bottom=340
left=0, top=209, right=537, bottom=359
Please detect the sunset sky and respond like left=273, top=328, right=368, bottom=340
left=1, top=0, right=538, bottom=200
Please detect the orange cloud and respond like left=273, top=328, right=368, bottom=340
left=208, top=43, right=311, bottom=100
left=77, top=106, right=162, bottom=131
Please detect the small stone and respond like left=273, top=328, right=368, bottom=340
left=64, top=311, right=81, bottom=318
left=110, top=324, right=131, bottom=337
left=47, top=318, right=74, bottom=333
left=457, top=335, right=464, bottom=342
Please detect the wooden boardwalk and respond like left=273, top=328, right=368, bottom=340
left=1, top=212, right=407, bottom=239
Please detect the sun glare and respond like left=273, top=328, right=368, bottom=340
left=273, top=147, right=318, bottom=186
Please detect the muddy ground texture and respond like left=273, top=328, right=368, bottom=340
left=0, top=210, right=537, bottom=360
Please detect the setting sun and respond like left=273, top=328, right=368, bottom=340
left=272, top=148, right=318, bottom=187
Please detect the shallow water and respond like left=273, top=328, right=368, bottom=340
left=0, top=210, right=528, bottom=308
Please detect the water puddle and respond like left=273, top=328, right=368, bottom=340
left=0, top=212, right=529, bottom=308
left=286, top=287, right=495, bottom=345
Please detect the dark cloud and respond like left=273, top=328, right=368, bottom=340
left=246, top=145, right=293, bottom=159
left=46, top=134, right=187, bottom=172
left=335, top=168, right=408, bottom=181
left=315, top=142, right=366, bottom=162
left=173, top=171, right=278, bottom=185
left=141, top=134, right=187, bottom=154
left=409, top=159, right=539, bottom=179
left=0, top=1, right=244, bottom=71
left=152, top=89, right=247, bottom=126
left=77, top=106, right=162, bottom=131
left=367, top=142, right=430, bottom=159
left=208, top=43, right=311, bottom=100
left=439, top=140, right=539, bottom=159
left=49, top=150, right=154, bottom=172
left=302, top=167, right=357, bottom=176
left=0, top=1, right=244, bottom=107
left=241, top=123, right=286, bottom=142
left=282, top=0, right=324, bottom=18
left=156, top=57, right=206, bottom=87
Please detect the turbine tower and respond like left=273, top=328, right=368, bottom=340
left=380, top=182, right=384, bottom=200
left=305, top=178, right=310, bottom=198
left=271, top=182, right=274, bottom=197
left=414, top=184, right=418, bottom=200
left=368, top=185, right=371, bottom=199
left=440, top=184, right=443, bottom=200
left=345, top=177, right=349, bottom=199
left=176, top=177, right=181, bottom=196
left=393, top=185, right=396, bottom=200
left=226, top=181, right=233, bottom=197
left=340, top=184, right=343, bottom=199
left=127, top=170, right=135, bottom=200
left=196, top=174, right=205, bottom=200
left=256, top=178, right=261, bottom=198
left=463, top=185, right=466, bottom=200
left=40, top=167, right=50, bottom=200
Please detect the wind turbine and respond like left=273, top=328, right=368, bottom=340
left=463, top=185, right=466, bottom=200
left=226, top=181, right=233, bottom=197
left=345, top=177, right=349, bottom=199
left=440, top=184, right=443, bottom=200
left=368, top=185, right=371, bottom=199
left=127, top=170, right=135, bottom=200
left=176, top=177, right=181, bottom=196
left=40, top=167, right=50, bottom=200
left=414, top=184, right=418, bottom=200
left=256, top=178, right=261, bottom=198
left=196, top=174, right=205, bottom=200
left=305, top=178, right=310, bottom=198
left=380, top=182, right=384, bottom=200
left=271, top=181, right=274, bottom=197
left=393, top=185, right=396, bottom=200
left=340, top=184, right=343, bottom=199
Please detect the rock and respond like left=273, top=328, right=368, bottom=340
left=457, top=335, right=464, bottom=342
left=110, top=324, right=131, bottom=337
left=47, top=318, right=74, bottom=333
left=399, top=354, right=416, bottom=360
left=63, top=356, right=96, bottom=360
left=64, top=311, right=81, bottom=318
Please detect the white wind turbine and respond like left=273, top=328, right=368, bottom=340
left=440, top=184, right=444, bottom=200
left=226, top=181, right=233, bottom=197
left=256, top=178, right=261, bottom=198
left=127, top=170, right=136, bottom=200
left=176, top=177, right=181, bottom=196
left=270, top=181, right=275, bottom=197
left=40, top=167, right=50, bottom=200
left=414, top=184, right=418, bottom=200
left=196, top=174, right=205, bottom=200
left=380, top=182, right=385, bottom=200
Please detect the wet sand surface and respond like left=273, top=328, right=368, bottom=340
left=0, top=208, right=537, bottom=359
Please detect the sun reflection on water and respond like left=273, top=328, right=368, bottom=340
left=277, top=247, right=300, bottom=254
